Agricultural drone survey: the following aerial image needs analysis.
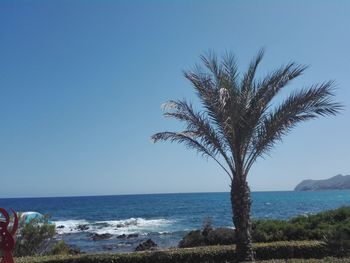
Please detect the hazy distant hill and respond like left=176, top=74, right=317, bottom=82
left=295, top=174, right=350, bottom=191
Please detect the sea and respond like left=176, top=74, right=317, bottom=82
left=1, top=190, right=350, bottom=253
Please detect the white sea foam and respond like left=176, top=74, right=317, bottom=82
left=54, top=219, right=90, bottom=234
left=53, top=217, right=173, bottom=235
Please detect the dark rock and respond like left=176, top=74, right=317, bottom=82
left=117, top=233, right=139, bottom=239
left=57, top=225, right=65, bottom=229
left=135, top=239, right=158, bottom=251
left=116, top=224, right=123, bottom=228
left=76, top=224, right=89, bottom=231
left=179, top=227, right=236, bottom=248
left=127, top=233, right=139, bottom=239
left=91, top=233, right=113, bottom=241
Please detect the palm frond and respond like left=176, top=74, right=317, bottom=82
left=184, top=68, right=234, bottom=154
left=239, top=62, right=308, bottom=157
left=240, top=48, right=264, bottom=108
left=151, top=131, right=210, bottom=156
left=222, top=51, right=239, bottom=88
left=252, top=63, right=308, bottom=112
left=161, top=99, right=234, bottom=172
left=245, top=81, right=342, bottom=172
left=151, top=131, right=232, bottom=179
left=200, top=52, right=222, bottom=85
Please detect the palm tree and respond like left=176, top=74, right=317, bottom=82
left=151, top=50, right=342, bottom=261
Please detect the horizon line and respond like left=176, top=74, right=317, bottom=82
left=0, top=189, right=304, bottom=199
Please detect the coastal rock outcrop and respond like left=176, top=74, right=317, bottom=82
left=135, top=239, right=157, bottom=251
left=76, top=224, right=89, bottom=231
left=127, top=233, right=139, bottom=239
left=90, top=233, right=113, bottom=241
left=117, top=233, right=139, bottom=239
left=295, top=174, right=350, bottom=191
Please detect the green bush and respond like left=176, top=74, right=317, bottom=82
left=201, top=217, right=214, bottom=238
left=258, top=258, right=350, bottom=262
left=324, top=223, right=350, bottom=257
left=254, top=241, right=327, bottom=260
left=252, top=220, right=287, bottom=242
left=14, top=216, right=56, bottom=257
left=49, top=240, right=71, bottom=256
left=178, top=230, right=206, bottom=248
left=207, top=227, right=235, bottom=245
left=252, top=207, right=350, bottom=243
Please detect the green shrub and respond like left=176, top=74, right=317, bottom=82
left=178, top=230, right=206, bottom=248
left=207, top=227, right=235, bottom=245
left=252, top=207, right=350, bottom=243
left=254, top=241, right=327, bottom=260
left=258, top=258, right=350, bottom=262
left=201, top=217, right=213, bottom=238
left=49, top=240, right=71, bottom=256
left=324, top=223, right=350, bottom=257
left=252, top=220, right=288, bottom=242
left=14, top=216, right=56, bottom=257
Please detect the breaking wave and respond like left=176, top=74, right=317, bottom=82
left=53, top=217, right=173, bottom=235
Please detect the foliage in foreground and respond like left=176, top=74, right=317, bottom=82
left=48, top=240, right=72, bottom=256
left=178, top=207, right=350, bottom=258
left=15, top=241, right=328, bottom=263
left=12, top=215, right=75, bottom=257
left=324, top=223, right=350, bottom=257
left=258, top=258, right=350, bottom=262
left=252, top=207, right=350, bottom=244
left=14, top=216, right=56, bottom=257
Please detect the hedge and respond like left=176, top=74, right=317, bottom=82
left=14, top=241, right=332, bottom=263
left=258, top=258, right=350, bottom=262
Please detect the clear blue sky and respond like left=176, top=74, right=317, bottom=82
left=0, top=1, right=349, bottom=198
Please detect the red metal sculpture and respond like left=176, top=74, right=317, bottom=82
left=0, top=208, right=18, bottom=263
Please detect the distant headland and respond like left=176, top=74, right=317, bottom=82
left=294, top=174, right=350, bottom=191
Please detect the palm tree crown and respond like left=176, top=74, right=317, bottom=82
left=152, top=50, right=341, bottom=180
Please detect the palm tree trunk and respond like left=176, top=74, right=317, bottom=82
left=231, top=178, right=254, bottom=261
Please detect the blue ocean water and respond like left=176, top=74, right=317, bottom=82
left=0, top=190, right=350, bottom=253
